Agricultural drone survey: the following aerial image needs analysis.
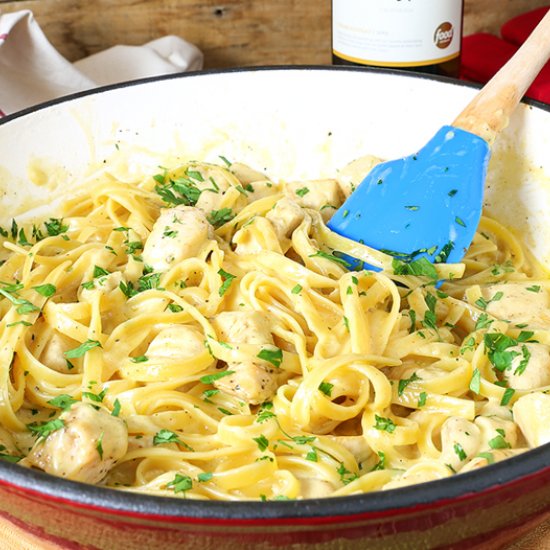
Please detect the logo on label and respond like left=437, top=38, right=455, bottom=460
left=434, top=22, right=454, bottom=49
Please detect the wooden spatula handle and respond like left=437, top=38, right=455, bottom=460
left=453, top=8, right=550, bottom=145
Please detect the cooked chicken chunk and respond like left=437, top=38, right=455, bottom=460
left=284, top=179, right=343, bottom=222
left=513, top=392, right=550, bottom=447
left=440, top=417, right=481, bottom=470
left=24, top=402, right=128, bottom=484
left=80, top=271, right=123, bottom=302
left=505, top=342, right=550, bottom=390
left=147, top=325, right=208, bottom=361
left=475, top=415, right=518, bottom=451
left=481, top=284, right=550, bottom=327
left=143, top=206, right=213, bottom=272
left=265, top=198, right=304, bottom=243
left=336, top=155, right=384, bottom=197
left=229, top=162, right=268, bottom=184
left=40, top=331, right=79, bottom=373
left=211, top=311, right=282, bottom=404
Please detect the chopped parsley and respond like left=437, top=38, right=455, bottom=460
left=200, top=370, right=236, bottom=384
left=111, top=399, right=121, bottom=417
left=93, top=266, right=110, bottom=279
left=374, top=414, right=396, bottom=433
left=218, top=268, right=236, bottom=297
left=371, top=451, right=386, bottom=471
left=295, top=187, right=310, bottom=197
left=253, top=435, right=269, bottom=452
left=198, top=472, right=213, bottom=482
left=131, top=355, right=149, bottom=363
left=64, top=339, right=102, bottom=359
left=318, top=382, right=334, bottom=397
left=483, top=331, right=535, bottom=373
left=28, top=418, right=64, bottom=439
left=475, top=313, right=493, bottom=331
left=500, top=387, right=515, bottom=406
left=82, top=389, right=107, bottom=403
left=291, top=284, right=302, bottom=294
left=207, top=208, right=235, bottom=228
left=0, top=287, right=40, bottom=315
left=453, top=443, right=467, bottom=461
left=417, top=391, right=427, bottom=407
left=257, top=347, right=283, bottom=367
left=514, top=345, right=531, bottom=376
left=155, top=175, right=202, bottom=206
left=337, top=463, right=358, bottom=485
left=153, top=429, right=181, bottom=445
left=526, top=285, right=541, bottom=293
left=470, top=368, right=481, bottom=394
left=96, top=432, right=104, bottom=459
left=44, top=218, right=69, bottom=236
left=167, top=473, right=193, bottom=494
left=488, top=429, right=511, bottom=450
left=477, top=451, right=495, bottom=464
left=309, top=250, right=351, bottom=268
left=392, top=257, right=438, bottom=280
left=306, top=448, right=318, bottom=462
left=47, top=394, right=77, bottom=411
left=475, top=291, right=504, bottom=311
left=398, top=372, right=421, bottom=396
left=33, top=284, right=56, bottom=297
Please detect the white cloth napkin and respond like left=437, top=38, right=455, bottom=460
left=0, top=10, right=203, bottom=116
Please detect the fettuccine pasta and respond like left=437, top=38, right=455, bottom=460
left=0, top=154, right=548, bottom=501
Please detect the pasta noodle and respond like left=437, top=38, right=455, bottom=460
left=0, top=154, right=548, bottom=501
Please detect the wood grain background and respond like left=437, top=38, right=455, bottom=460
left=1, top=0, right=549, bottom=68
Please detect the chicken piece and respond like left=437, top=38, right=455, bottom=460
left=475, top=415, right=518, bottom=451
left=40, top=331, right=79, bottom=373
left=24, top=402, right=128, bottom=484
left=460, top=449, right=524, bottom=473
left=229, top=162, right=268, bottom=185
left=439, top=417, right=481, bottom=470
left=336, top=155, right=384, bottom=197
left=195, top=188, right=231, bottom=216
left=481, top=284, right=550, bottom=327
left=284, top=179, right=344, bottom=222
left=504, top=342, right=550, bottom=390
left=265, top=198, right=304, bottom=243
left=513, top=392, right=550, bottom=448
left=147, top=325, right=208, bottom=361
left=80, top=271, right=123, bottom=302
left=233, top=217, right=282, bottom=255
left=211, top=311, right=282, bottom=405
left=142, top=206, right=213, bottom=272
left=330, top=435, right=373, bottom=465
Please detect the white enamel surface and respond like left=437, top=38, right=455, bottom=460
left=0, top=68, right=549, bottom=265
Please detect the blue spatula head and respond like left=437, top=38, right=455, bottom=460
left=328, top=125, right=491, bottom=268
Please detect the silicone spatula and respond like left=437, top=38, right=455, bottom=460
left=328, top=9, right=550, bottom=267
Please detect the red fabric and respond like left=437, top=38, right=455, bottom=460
left=460, top=33, right=518, bottom=83
left=501, top=6, right=550, bottom=47
left=460, top=6, right=550, bottom=104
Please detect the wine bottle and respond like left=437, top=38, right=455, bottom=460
left=332, top=0, right=464, bottom=78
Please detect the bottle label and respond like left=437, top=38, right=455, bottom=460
left=332, top=0, right=462, bottom=67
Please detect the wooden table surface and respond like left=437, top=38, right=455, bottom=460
left=1, top=0, right=550, bottom=68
